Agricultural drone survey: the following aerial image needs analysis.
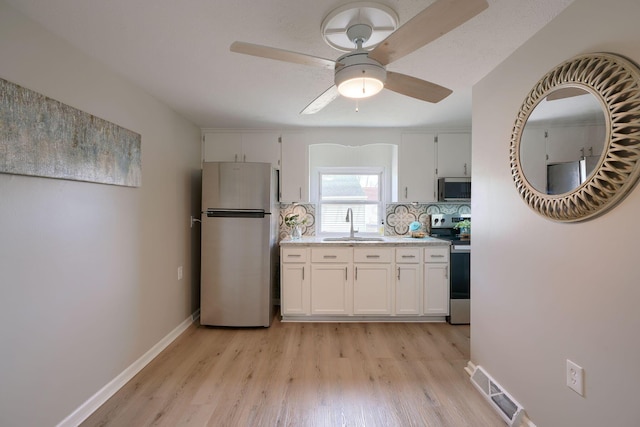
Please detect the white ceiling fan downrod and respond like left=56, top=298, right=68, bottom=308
left=334, top=24, right=387, bottom=99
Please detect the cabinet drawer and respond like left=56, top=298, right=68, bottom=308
left=311, top=247, right=352, bottom=263
left=395, top=248, right=421, bottom=263
left=424, top=246, right=449, bottom=263
left=282, top=247, right=308, bottom=263
left=354, top=247, right=392, bottom=263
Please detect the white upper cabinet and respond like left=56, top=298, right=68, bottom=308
left=280, top=132, right=309, bottom=203
left=398, top=132, right=437, bottom=202
left=546, top=124, right=605, bottom=164
left=204, top=132, right=242, bottom=162
left=203, top=131, right=280, bottom=168
left=436, top=133, right=471, bottom=177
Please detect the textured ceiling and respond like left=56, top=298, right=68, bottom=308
left=5, top=0, right=574, bottom=129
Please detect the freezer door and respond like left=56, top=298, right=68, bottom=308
left=202, top=162, right=272, bottom=211
left=200, top=214, right=273, bottom=327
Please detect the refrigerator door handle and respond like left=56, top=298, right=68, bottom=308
left=206, top=209, right=267, bottom=218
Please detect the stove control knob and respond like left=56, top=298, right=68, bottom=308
left=441, top=218, right=446, bottom=224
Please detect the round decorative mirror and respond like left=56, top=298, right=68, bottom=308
left=510, top=53, right=640, bottom=222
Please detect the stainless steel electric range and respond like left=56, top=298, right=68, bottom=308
left=429, top=213, right=470, bottom=325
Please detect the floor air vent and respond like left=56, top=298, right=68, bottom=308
left=466, top=363, right=526, bottom=426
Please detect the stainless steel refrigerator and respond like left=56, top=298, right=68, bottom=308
left=546, top=155, right=599, bottom=195
left=200, top=162, right=278, bottom=327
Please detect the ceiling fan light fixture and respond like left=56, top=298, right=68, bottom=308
left=337, top=75, right=384, bottom=98
left=334, top=58, right=386, bottom=99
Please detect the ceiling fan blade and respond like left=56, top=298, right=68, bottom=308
left=230, top=41, right=336, bottom=70
left=300, top=85, right=340, bottom=115
left=369, top=0, right=489, bottom=65
left=385, top=71, right=452, bottom=103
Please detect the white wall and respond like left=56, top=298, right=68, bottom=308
left=0, top=2, right=202, bottom=426
left=472, top=0, right=640, bottom=425
left=308, top=143, right=397, bottom=202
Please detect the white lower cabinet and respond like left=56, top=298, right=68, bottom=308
left=395, top=248, right=422, bottom=315
left=310, top=247, right=352, bottom=315
left=280, top=248, right=310, bottom=316
left=311, top=264, right=351, bottom=315
left=280, top=244, right=450, bottom=320
left=353, top=248, right=393, bottom=315
left=423, top=247, right=450, bottom=315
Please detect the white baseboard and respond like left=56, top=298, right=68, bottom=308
left=57, top=311, right=198, bottom=427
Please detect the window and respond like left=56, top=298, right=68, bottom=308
left=318, top=169, right=383, bottom=235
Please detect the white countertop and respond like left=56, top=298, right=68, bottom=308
left=279, top=235, right=450, bottom=247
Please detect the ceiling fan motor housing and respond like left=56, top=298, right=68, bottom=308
left=334, top=51, right=386, bottom=98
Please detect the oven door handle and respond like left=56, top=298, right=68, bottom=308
left=451, top=245, right=471, bottom=253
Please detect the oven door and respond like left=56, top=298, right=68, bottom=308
left=449, top=244, right=470, bottom=324
left=450, top=245, right=470, bottom=299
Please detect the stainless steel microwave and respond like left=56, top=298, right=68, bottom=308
left=438, top=177, right=471, bottom=201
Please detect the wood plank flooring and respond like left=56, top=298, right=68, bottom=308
left=82, top=314, right=504, bottom=426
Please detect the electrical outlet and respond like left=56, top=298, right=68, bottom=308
left=566, top=359, right=584, bottom=396
left=177, top=266, right=183, bottom=281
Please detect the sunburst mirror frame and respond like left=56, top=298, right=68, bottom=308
left=510, top=52, right=640, bottom=222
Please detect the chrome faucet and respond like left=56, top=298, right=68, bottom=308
left=345, top=208, right=358, bottom=238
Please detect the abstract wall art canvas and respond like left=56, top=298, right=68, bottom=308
left=0, top=77, right=141, bottom=187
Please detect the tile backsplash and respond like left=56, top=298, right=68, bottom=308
left=385, top=203, right=470, bottom=235
left=279, top=202, right=470, bottom=239
left=279, top=203, right=316, bottom=241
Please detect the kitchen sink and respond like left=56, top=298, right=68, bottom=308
left=322, top=237, right=385, bottom=242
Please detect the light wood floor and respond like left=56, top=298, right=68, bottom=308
left=82, top=314, right=504, bottom=427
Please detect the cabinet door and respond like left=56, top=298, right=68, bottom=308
left=396, top=263, right=421, bottom=315
left=281, top=263, right=309, bottom=315
left=242, top=132, right=281, bottom=167
left=310, top=264, right=351, bottom=315
left=203, top=132, right=242, bottom=162
left=353, top=264, right=392, bottom=315
left=398, top=133, right=436, bottom=202
left=280, top=133, right=309, bottom=202
left=424, top=263, right=449, bottom=315
left=437, top=133, right=471, bottom=177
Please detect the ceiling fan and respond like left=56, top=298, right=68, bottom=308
left=230, top=0, right=489, bottom=114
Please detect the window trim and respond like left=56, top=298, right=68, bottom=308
left=316, top=167, right=385, bottom=236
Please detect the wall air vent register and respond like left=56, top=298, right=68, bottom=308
left=466, top=363, right=526, bottom=426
